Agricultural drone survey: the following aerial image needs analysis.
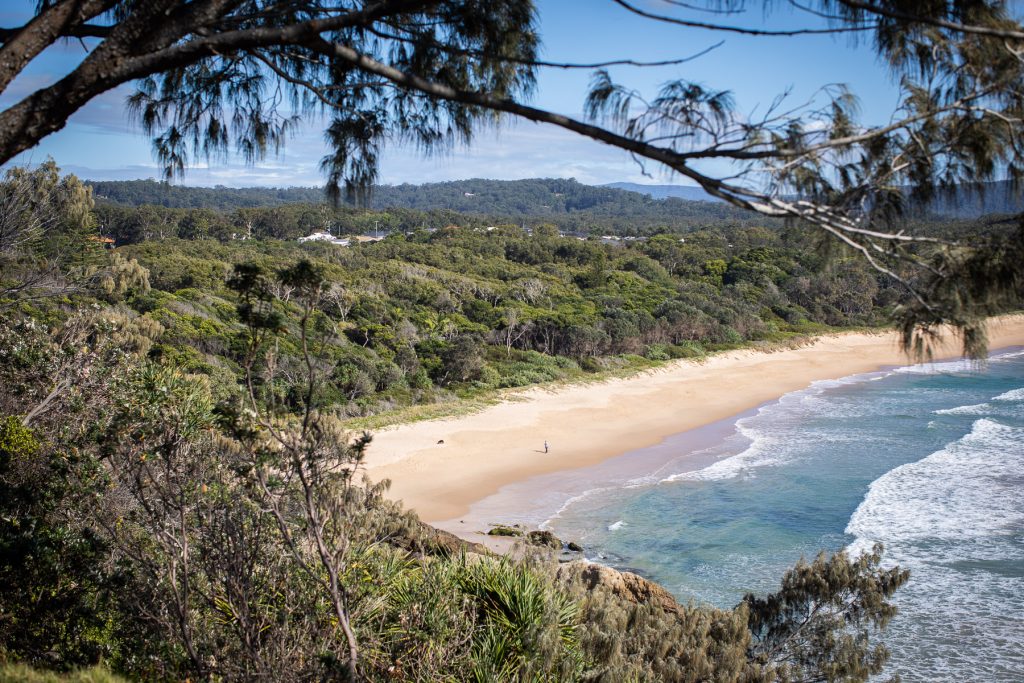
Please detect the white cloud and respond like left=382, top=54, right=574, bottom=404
left=46, top=115, right=707, bottom=189
left=375, top=119, right=693, bottom=186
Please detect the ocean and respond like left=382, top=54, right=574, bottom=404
left=501, top=349, right=1024, bottom=681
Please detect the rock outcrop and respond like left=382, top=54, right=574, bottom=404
left=526, top=529, right=562, bottom=549
left=407, top=522, right=681, bottom=615
left=557, top=561, right=682, bottom=614
left=386, top=519, right=492, bottom=557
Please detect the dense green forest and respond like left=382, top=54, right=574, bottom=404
left=91, top=180, right=327, bottom=209
left=89, top=177, right=1024, bottom=233
left=9, top=164, right=996, bottom=682
left=90, top=178, right=774, bottom=235
left=92, top=206, right=902, bottom=422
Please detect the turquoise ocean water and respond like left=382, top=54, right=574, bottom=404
left=541, top=349, right=1024, bottom=681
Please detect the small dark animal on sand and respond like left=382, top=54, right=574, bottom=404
left=437, top=439, right=445, bottom=445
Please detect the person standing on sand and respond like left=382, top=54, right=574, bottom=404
left=544, top=440, right=549, bottom=454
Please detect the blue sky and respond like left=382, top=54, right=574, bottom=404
left=2, top=1, right=900, bottom=188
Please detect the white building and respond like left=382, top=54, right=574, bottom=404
left=298, top=231, right=350, bottom=246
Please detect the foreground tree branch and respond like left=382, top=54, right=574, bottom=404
left=1, top=0, right=1022, bottom=356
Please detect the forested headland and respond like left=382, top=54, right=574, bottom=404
left=6, top=165, right=1020, bottom=681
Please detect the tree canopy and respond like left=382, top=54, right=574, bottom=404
left=2, top=1, right=1023, bottom=354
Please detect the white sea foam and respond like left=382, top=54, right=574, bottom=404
left=661, top=372, right=887, bottom=483
left=607, top=520, right=626, bottom=531
left=846, top=419, right=1024, bottom=547
left=548, top=363, right=917, bottom=522
left=792, top=374, right=893, bottom=413
left=934, top=402, right=990, bottom=415
left=891, top=357, right=981, bottom=375
left=882, top=559, right=1024, bottom=681
left=663, top=379, right=878, bottom=483
left=887, top=348, right=1024, bottom=378
left=663, top=348, right=1024, bottom=485
left=846, top=417, right=1024, bottom=680
left=538, top=485, right=616, bottom=531
left=993, top=387, right=1024, bottom=402
left=661, top=420, right=786, bottom=482
left=933, top=385, right=1024, bottom=416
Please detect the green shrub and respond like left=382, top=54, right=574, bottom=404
left=458, top=558, right=583, bottom=681
left=0, top=416, right=39, bottom=465
left=498, top=369, right=553, bottom=388
left=669, top=341, right=705, bottom=359
left=643, top=344, right=671, bottom=361
left=0, top=419, right=123, bottom=671
left=0, top=664, right=127, bottom=683
left=472, top=364, right=502, bottom=390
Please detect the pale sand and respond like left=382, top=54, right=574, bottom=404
left=364, top=316, right=1024, bottom=528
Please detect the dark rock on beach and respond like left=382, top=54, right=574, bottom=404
left=526, top=529, right=562, bottom=549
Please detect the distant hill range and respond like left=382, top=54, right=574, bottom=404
left=87, top=177, right=762, bottom=233
left=605, top=181, right=1024, bottom=218
left=602, top=182, right=720, bottom=203
left=89, top=181, right=324, bottom=210
left=88, top=177, right=1022, bottom=220
left=920, top=181, right=1023, bottom=218
left=88, top=177, right=730, bottom=213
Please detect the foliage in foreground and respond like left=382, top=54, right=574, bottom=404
left=0, top=346, right=909, bottom=680
left=0, top=277, right=909, bottom=681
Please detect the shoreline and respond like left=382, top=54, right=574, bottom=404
left=431, top=406, right=762, bottom=554
left=364, top=317, right=1024, bottom=543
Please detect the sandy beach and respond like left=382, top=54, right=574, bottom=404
left=364, top=317, right=1024, bottom=535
